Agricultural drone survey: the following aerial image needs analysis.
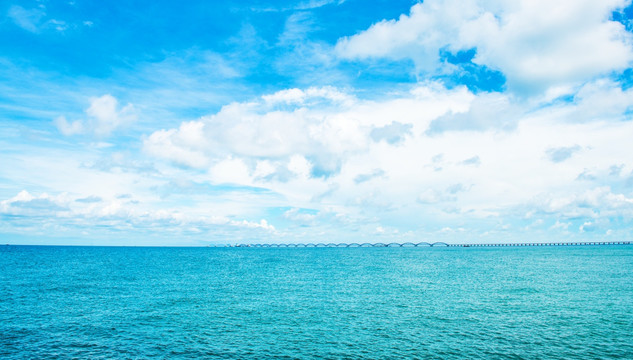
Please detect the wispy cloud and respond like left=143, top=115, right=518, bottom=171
left=7, top=5, right=70, bottom=33
left=7, top=5, right=46, bottom=33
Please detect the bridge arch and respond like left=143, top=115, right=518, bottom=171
left=431, top=242, right=449, bottom=247
left=373, top=243, right=387, bottom=247
left=347, top=243, right=360, bottom=247
left=415, top=242, right=432, bottom=247
left=386, top=242, right=402, bottom=247
left=400, top=242, right=416, bottom=247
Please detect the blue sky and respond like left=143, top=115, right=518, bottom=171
left=1, top=0, right=633, bottom=245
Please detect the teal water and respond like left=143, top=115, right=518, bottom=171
left=1, top=245, right=632, bottom=359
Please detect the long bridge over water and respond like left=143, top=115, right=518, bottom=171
left=233, top=241, right=631, bottom=248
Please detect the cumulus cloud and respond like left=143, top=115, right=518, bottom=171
left=262, top=86, right=353, bottom=106
left=427, top=92, right=519, bottom=133
left=335, top=0, right=474, bottom=71
left=144, top=122, right=210, bottom=168
left=144, top=84, right=470, bottom=180
left=10, top=69, right=628, bottom=244
left=87, top=95, right=136, bottom=136
left=550, top=221, right=570, bottom=230
left=54, top=116, right=84, bottom=136
left=0, top=190, right=276, bottom=241
left=283, top=207, right=318, bottom=225
left=580, top=221, right=596, bottom=232
left=534, top=186, right=633, bottom=219
left=209, top=157, right=252, bottom=184
left=0, top=191, right=69, bottom=215
left=137, top=78, right=633, bottom=234
left=570, top=79, right=633, bottom=122
left=55, top=95, right=136, bottom=137
left=336, top=0, right=633, bottom=93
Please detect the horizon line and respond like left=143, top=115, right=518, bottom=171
left=3, top=241, right=631, bottom=248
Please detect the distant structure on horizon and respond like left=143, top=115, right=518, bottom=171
left=230, top=241, right=631, bottom=248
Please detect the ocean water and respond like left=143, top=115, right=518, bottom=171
left=1, top=245, right=632, bottom=359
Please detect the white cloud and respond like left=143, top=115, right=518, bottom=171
left=143, top=84, right=470, bottom=175
left=571, top=79, right=633, bottom=122
left=427, top=91, right=519, bottom=133
left=209, top=157, right=251, bottom=184
left=539, top=187, right=633, bottom=218
left=0, top=190, right=70, bottom=215
left=144, top=121, right=209, bottom=168
left=284, top=207, right=317, bottom=224
left=86, top=94, right=136, bottom=136
left=54, top=116, right=84, bottom=136
left=336, top=0, right=633, bottom=93
left=140, top=80, right=633, bottom=229
left=232, top=218, right=275, bottom=231
left=262, top=86, right=353, bottom=106
left=287, top=155, right=312, bottom=179
left=580, top=221, right=596, bottom=232
left=417, top=189, right=446, bottom=204
left=336, top=0, right=478, bottom=70
left=55, top=94, right=136, bottom=137
left=2, top=66, right=621, bottom=244
left=550, top=221, right=571, bottom=230
left=460, top=0, right=633, bottom=93
left=0, top=189, right=276, bottom=242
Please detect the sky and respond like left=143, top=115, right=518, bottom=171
left=1, top=0, right=633, bottom=246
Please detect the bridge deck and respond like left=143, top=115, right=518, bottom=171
left=235, top=241, right=631, bottom=248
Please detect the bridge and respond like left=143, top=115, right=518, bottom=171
left=232, top=241, right=631, bottom=248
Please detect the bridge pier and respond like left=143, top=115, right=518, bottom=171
left=231, top=241, right=631, bottom=248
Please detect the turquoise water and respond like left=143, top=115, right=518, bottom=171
left=1, top=246, right=632, bottom=359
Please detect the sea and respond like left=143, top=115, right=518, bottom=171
left=1, top=245, right=632, bottom=359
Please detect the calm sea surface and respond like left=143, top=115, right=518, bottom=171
left=1, top=245, right=632, bottom=359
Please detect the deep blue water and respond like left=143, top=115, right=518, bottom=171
left=1, top=245, right=632, bottom=359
